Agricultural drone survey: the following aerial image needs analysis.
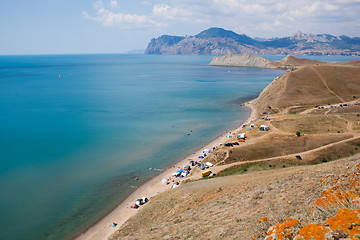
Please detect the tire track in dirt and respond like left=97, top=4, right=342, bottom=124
left=209, top=135, right=360, bottom=174
left=311, top=66, right=345, bottom=103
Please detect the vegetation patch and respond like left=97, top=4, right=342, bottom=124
left=222, top=133, right=352, bottom=165
left=217, top=161, right=296, bottom=177
left=215, top=138, right=360, bottom=178
left=257, top=160, right=360, bottom=239
left=270, top=114, right=348, bottom=134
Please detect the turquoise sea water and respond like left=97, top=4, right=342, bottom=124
left=0, top=54, right=358, bottom=240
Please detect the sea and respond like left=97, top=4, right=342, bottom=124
left=0, top=54, right=358, bottom=240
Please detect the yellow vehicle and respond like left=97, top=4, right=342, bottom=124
left=201, top=170, right=212, bottom=177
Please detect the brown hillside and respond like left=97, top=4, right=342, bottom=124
left=261, top=157, right=360, bottom=239
left=111, top=156, right=360, bottom=240
left=254, top=64, right=360, bottom=113
left=334, top=60, right=360, bottom=67
left=314, top=65, right=360, bottom=102
left=278, top=55, right=325, bottom=67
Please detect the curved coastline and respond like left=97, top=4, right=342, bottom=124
left=76, top=54, right=360, bottom=240
left=74, top=101, right=257, bottom=240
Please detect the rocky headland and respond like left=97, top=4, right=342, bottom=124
left=210, top=53, right=278, bottom=68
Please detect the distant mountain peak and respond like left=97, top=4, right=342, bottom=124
left=145, top=27, right=360, bottom=55
left=289, top=31, right=342, bottom=43
left=292, top=31, right=306, bottom=37
left=291, top=31, right=313, bottom=40
left=195, top=27, right=243, bottom=38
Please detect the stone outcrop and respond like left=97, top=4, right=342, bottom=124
left=210, top=53, right=278, bottom=68
left=209, top=54, right=327, bottom=69
left=257, top=162, right=360, bottom=240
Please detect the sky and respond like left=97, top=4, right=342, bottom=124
left=1, top=0, right=360, bottom=55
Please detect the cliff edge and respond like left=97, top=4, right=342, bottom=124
left=210, top=54, right=330, bottom=69
left=210, top=53, right=278, bottom=68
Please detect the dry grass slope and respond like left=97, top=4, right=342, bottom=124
left=278, top=55, right=325, bottom=67
left=111, top=156, right=360, bottom=240
left=260, top=157, right=360, bottom=240
left=254, top=64, right=360, bottom=113
left=222, top=134, right=352, bottom=164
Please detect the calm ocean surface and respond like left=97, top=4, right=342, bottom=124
left=0, top=54, right=358, bottom=240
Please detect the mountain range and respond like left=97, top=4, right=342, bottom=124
left=145, top=27, right=360, bottom=56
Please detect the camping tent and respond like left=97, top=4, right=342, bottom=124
left=203, top=149, right=212, bottom=154
left=237, top=133, right=246, bottom=139
left=205, top=162, right=213, bottom=167
left=162, top=178, right=170, bottom=185
left=172, top=169, right=184, bottom=176
left=259, top=125, right=269, bottom=131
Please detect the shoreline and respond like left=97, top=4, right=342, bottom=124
left=75, top=100, right=257, bottom=240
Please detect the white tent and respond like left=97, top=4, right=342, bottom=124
left=205, top=162, right=213, bottom=167
left=161, top=179, right=170, bottom=185
left=237, top=133, right=246, bottom=139
left=259, top=125, right=269, bottom=131
left=172, top=169, right=184, bottom=176
left=203, top=148, right=212, bottom=154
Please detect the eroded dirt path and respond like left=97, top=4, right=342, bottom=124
left=207, top=135, right=360, bottom=176
left=335, top=114, right=355, bottom=133
left=311, top=66, right=345, bottom=102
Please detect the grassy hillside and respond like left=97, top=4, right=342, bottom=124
left=254, top=62, right=360, bottom=113
left=111, top=156, right=360, bottom=239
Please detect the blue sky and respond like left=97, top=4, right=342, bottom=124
left=1, top=0, right=360, bottom=55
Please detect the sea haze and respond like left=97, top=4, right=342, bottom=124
left=0, top=54, right=290, bottom=240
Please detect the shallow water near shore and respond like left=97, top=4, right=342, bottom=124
left=0, top=54, right=357, bottom=240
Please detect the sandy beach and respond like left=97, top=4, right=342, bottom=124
left=75, top=101, right=257, bottom=240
